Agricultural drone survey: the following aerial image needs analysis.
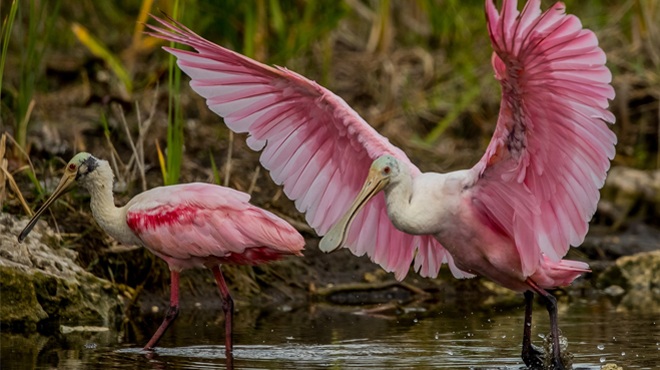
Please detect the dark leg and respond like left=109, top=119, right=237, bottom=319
left=144, top=270, right=181, bottom=350
left=212, top=265, right=235, bottom=355
left=526, top=278, right=565, bottom=370
left=521, top=290, right=544, bottom=368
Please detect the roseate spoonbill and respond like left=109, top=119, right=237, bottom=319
left=147, top=0, right=615, bottom=367
left=18, top=152, right=305, bottom=354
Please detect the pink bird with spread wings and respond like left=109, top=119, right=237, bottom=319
left=147, top=0, right=616, bottom=367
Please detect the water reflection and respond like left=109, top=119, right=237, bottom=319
left=1, top=297, right=658, bottom=369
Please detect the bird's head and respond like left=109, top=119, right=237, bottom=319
left=18, top=152, right=99, bottom=242
left=66, top=152, right=100, bottom=184
left=319, top=154, right=401, bottom=253
left=371, top=154, right=401, bottom=184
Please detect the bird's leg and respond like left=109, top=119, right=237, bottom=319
left=521, top=290, right=544, bottom=369
left=212, top=265, right=235, bottom=355
left=144, top=270, right=180, bottom=350
left=526, top=278, right=565, bottom=370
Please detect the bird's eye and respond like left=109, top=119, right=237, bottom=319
left=68, top=163, right=77, bottom=171
left=383, top=166, right=391, bottom=175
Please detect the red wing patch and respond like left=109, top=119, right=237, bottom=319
left=127, top=205, right=198, bottom=234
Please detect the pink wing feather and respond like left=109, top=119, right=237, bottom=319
left=470, top=0, right=616, bottom=276
left=145, top=17, right=463, bottom=281
left=125, top=183, right=304, bottom=267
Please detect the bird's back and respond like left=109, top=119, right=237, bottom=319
left=125, top=183, right=304, bottom=270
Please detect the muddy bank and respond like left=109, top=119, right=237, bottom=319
left=0, top=213, right=122, bottom=330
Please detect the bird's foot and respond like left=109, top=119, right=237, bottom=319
left=522, top=343, right=544, bottom=369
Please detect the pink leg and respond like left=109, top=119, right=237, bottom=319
left=144, top=270, right=180, bottom=350
left=211, top=265, right=234, bottom=355
left=526, top=278, right=565, bottom=370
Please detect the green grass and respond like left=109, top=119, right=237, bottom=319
left=14, top=0, right=61, bottom=154
left=164, top=0, right=184, bottom=186
left=0, top=0, right=18, bottom=112
left=71, top=22, right=133, bottom=95
left=209, top=152, right=221, bottom=185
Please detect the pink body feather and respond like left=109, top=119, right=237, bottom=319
left=146, top=0, right=615, bottom=291
left=124, top=183, right=304, bottom=271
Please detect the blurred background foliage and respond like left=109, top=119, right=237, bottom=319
left=0, top=0, right=658, bottom=294
left=1, top=0, right=657, bottom=168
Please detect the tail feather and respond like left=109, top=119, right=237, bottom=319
left=532, top=255, right=590, bottom=288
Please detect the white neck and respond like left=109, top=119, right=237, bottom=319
left=384, top=170, right=466, bottom=236
left=81, top=161, right=136, bottom=245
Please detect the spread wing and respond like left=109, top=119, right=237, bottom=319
left=470, top=0, right=616, bottom=276
left=146, top=17, right=467, bottom=280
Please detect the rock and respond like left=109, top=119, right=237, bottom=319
left=597, top=250, right=660, bottom=313
left=583, top=223, right=660, bottom=260
left=602, top=285, right=625, bottom=297
left=0, top=213, right=123, bottom=331
left=599, top=166, right=660, bottom=227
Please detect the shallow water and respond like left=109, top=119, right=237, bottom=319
left=2, top=297, right=658, bottom=369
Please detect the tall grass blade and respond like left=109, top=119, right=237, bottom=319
left=155, top=140, right=167, bottom=182
left=0, top=0, right=19, bottom=113
left=209, top=152, right=221, bottom=185
left=165, top=0, right=184, bottom=185
left=15, top=0, right=61, bottom=154
left=71, top=23, right=133, bottom=94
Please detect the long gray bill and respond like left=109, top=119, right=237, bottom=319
left=18, top=174, right=75, bottom=242
left=319, top=169, right=387, bottom=253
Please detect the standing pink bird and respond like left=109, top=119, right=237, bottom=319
left=18, top=152, right=305, bottom=355
left=147, top=0, right=615, bottom=367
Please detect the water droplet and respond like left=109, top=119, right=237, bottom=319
left=597, top=344, right=605, bottom=350
left=434, top=332, right=439, bottom=340
left=501, top=335, right=506, bottom=339
left=599, top=357, right=606, bottom=363
left=612, top=336, right=617, bottom=341
left=413, top=319, right=418, bottom=323
left=621, top=352, right=626, bottom=356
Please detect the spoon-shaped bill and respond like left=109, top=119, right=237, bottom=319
left=18, top=173, right=76, bottom=242
left=319, top=168, right=389, bottom=252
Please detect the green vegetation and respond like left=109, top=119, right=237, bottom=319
left=71, top=23, right=133, bottom=95
left=164, top=0, right=184, bottom=186
left=7, top=0, right=61, bottom=155
left=0, top=0, right=18, bottom=108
